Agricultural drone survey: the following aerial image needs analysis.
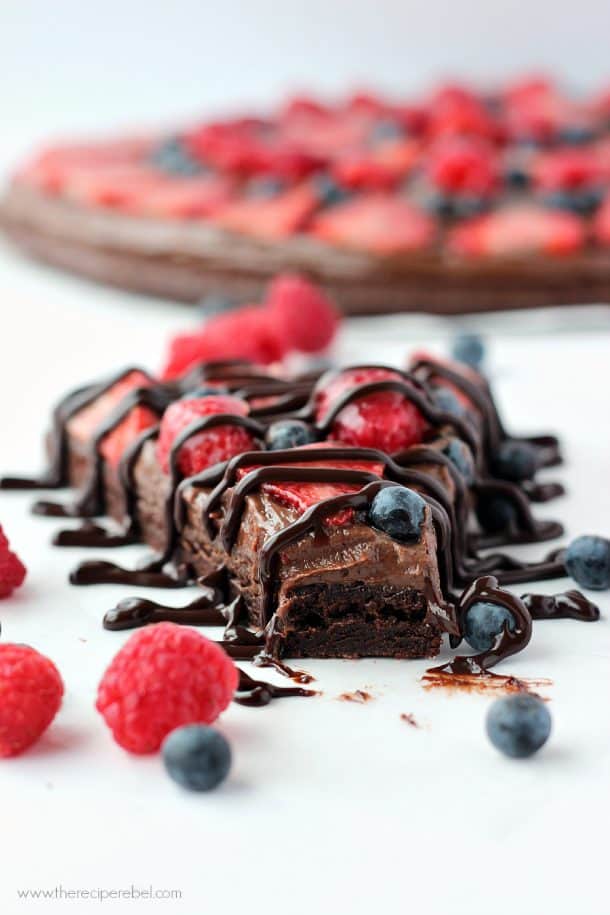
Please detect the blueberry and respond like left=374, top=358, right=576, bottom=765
left=451, top=195, right=491, bottom=219
left=432, top=386, right=465, bottom=417
left=369, top=486, right=426, bottom=543
left=558, top=125, right=596, bottom=145
left=181, top=386, right=227, bottom=400
left=425, top=193, right=456, bottom=218
left=451, top=333, right=485, bottom=370
left=312, top=174, right=351, bottom=209
left=162, top=725, right=231, bottom=791
left=370, top=119, right=405, bottom=143
left=442, top=438, right=476, bottom=486
left=265, top=420, right=316, bottom=450
left=565, top=535, right=610, bottom=590
left=476, top=495, right=517, bottom=534
left=543, top=189, right=602, bottom=216
left=493, top=440, right=538, bottom=482
left=247, top=177, right=285, bottom=198
left=504, top=167, right=530, bottom=189
left=464, top=600, right=516, bottom=652
left=486, top=694, right=552, bottom=758
left=198, top=295, right=236, bottom=318
left=150, top=136, right=203, bottom=176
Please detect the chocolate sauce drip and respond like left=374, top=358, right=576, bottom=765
left=472, top=478, right=564, bottom=547
left=410, top=357, right=562, bottom=468
left=53, top=522, right=138, bottom=548
left=521, top=590, right=600, bottom=622
left=522, top=481, right=566, bottom=503
left=103, top=591, right=226, bottom=630
left=0, top=367, right=155, bottom=491
left=252, top=654, right=316, bottom=684
left=70, top=559, right=184, bottom=588
left=234, top=669, right=317, bottom=706
left=427, top=575, right=532, bottom=680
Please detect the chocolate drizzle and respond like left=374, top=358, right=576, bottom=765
left=234, top=670, right=317, bottom=706
left=103, top=590, right=226, bottom=630
left=521, top=590, right=600, bottom=622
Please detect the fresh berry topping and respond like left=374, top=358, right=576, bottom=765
left=96, top=622, right=238, bottom=754
left=0, top=526, right=27, bottom=599
left=150, top=136, right=204, bottom=176
left=265, top=419, right=317, bottom=450
left=476, top=494, right=517, bottom=534
left=312, top=195, right=435, bottom=255
left=68, top=370, right=153, bottom=443
left=427, top=138, right=497, bottom=195
left=593, top=193, right=610, bottom=246
left=312, top=173, right=351, bottom=208
left=463, top=601, right=516, bottom=652
left=265, top=274, right=340, bottom=354
left=368, top=485, right=426, bottom=543
left=449, top=205, right=585, bottom=257
left=156, top=395, right=256, bottom=476
left=240, top=447, right=385, bottom=522
left=533, top=149, right=600, bottom=191
left=565, top=535, right=610, bottom=590
left=216, top=185, right=318, bottom=239
left=542, top=188, right=602, bottom=216
left=162, top=724, right=231, bottom=791
left=451, top=332, right=485, bottom=370
left=0, top=645, right=63, bottom=757
left=99, top=405, right=159, bottom=468
left=315, top=367, right=427, bottom=454
left=493, top=440, right=538, bottom=482
left=431, top=386, right=465, bottom=417
left=442, top=438, right=476, bottom=486
left=486, top=694, right=552, bottom=759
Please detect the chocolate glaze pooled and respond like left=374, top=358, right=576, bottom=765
left=521, top=590, right=600, bottom=622
left=103, top=590, right=226, bottom=630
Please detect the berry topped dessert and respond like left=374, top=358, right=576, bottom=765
left=2, top=76, right=610, bottom=312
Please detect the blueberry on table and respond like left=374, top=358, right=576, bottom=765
left=493, top=440, right=538, bottom=482
left=451, top=333, right=485, bottom=371
left=476, top=495, right=517, bottom=534
left=265, top=420, right=316, bottom=450
left=369, top=486, right=425, bottom=543
left=486, top=694, right=552, bottom=759
left=433, top=386, right=465, bottom=417
left=464, top=600, right=516, bottom=652
left=565, top=535, right=610, bottom=590
left=162, top=725, right=231, bottom=791
left=442, top=438, right=476, bottom=486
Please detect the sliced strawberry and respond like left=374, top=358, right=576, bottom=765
left=68, top=370, right=153, bottom=445
left=315, top=367, right=427, bottom=454
left=331, top=139, right=420, bottom=191
left=533, top=149, right=601, bottom=191
left=100, top=405, right=159, bottom=468
left=215, top=185, right=318, bottom=239
left=63, top=165, right=164, bottom=210
left=448, top=205, right=585, bottom=257
left=238, top=445, right=385, bottom=524
left=133, top=176, right=234, bottom=218
left=311, top=195, right=435, bottom=255
left=427, top=137, right=498, bottom=195
left=593, top=193, right=610, bottom=246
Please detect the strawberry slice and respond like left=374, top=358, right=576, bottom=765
left=215, top=185, right=318, bottom=239
left=68, top=370, right=153, bottom=445
left=448, top=205, right=585, bottom=257
left=311, top=195, right=435, bottom=254
left=593, top=193, right=610, bottom=246
left=63, top=165, right=164, bottom=210
left=238, top=445, right=385, bottom=524
left=331, top=140, right=420, bottom=191
left=533, top=149, right=601, bottom=191
left=134, top=176, right=234, bottom=218
left=100, top=405, right=159, bottom=468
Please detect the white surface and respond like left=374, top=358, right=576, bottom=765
left=0, top=238, right=609, bottom=915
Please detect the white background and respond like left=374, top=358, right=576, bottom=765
left=1, top=4, right=610, bottom=913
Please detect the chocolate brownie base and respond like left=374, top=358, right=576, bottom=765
left=3, top=184, right=610, bottom=314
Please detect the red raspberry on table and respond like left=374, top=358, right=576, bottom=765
left=449, top=205, right=585, bottom=257
left=265, top=274, right=340, bottom=354
left=96, top=623, right=238, bottom=754
left=427, top=138, right=498, bottom=195
left=0, top=526, right=26, bottom=599
left=156, top=394, right=257, bottom=476
left=315, top=367, right=427, bottom=454
left=0, top=645, right=63, bottom=757
left=312, top=195, right=435, bottom=255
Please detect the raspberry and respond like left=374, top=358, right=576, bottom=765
left=427, top=138, right=497, bottom=195
left=161, top=305, right=287, bottom=380
left=265, top=273, right=340, bottom=353
left=96, top=623, right=238, bottom=754
left=315, top=367, right=427, bottom=454
left=0, top=645, right=63, bottom=757
left=99, top=405, right=159, bottom=468
left=533, top=149, right=600, bottom=191
left=0, top=526, right=26, bottom=599
left=312, top=195, right=435, bottom=255
left=156, top=394, right=257, bottom=476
